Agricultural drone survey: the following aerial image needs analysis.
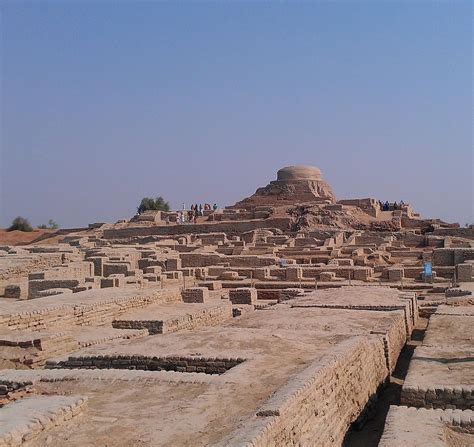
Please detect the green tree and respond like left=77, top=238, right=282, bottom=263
left=47, top=219, right=59, bottom=229
left=8, top=216, right=33, bottom=232
left=137, top=196, right=170, bottom=214
left=38, top=219, right=59, bottom=230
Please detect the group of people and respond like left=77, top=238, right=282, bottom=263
left=176, top=203, right=218, bottom=224
left=379, top=200, right=405, bottom=211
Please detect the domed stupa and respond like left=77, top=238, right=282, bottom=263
left=233, top=165, right=336, bottom=209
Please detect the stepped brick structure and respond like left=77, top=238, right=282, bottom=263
left=233, top=165, right=336, bottom=209
left=0, top=164, right=472, bottom=446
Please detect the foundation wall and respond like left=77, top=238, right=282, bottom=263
left=112, top=304, right=232, bottom=334
left=0, top=290, right=181, bottom=331
left=222, top=336, right=388, bottom=447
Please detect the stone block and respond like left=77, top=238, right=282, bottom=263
left=253, top=267, right=270, bottom=280
left=286, top=267, right=302, bottom=281
left=353, top=268, right=372, bottom=281
left=220, top=271, right=239, bottom=280
left=198, top=281, right=222, bottom=290
left=280, top=288, right=305, bottom=301
left=100, top=274, right=126, bottom=288
left=4, top=284, right=25, bottom=299
left=166, top=258, right=182, bottom=270
left=182, top=287, right=209, bottom=303
left=457, top=263, right=473, bottom=282
left=388, top=267, right=404, bottom=282
left=229, top=287, right=257, bottom=305
left=320, top=271, right=336, bottom=281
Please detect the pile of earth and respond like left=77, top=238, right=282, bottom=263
left=288, top=205, right=402, bottom=232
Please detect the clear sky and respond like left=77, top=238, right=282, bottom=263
left=1, top=0, right=472, bottom=228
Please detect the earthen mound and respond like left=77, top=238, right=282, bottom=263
left=233, top=165, right=336, bottom=209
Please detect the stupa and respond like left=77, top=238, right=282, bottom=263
left=233, top=165, right=336, bottom=209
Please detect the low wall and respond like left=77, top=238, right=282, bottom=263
left=0, top=289, right=181, bottom=331
left=0, top=395, right=87, bottom=446
left=112, top=304, right=232, bottom=334
left=401, top=383, right=474, bottom=410
left=0, top=254, right=64, bottom=281
left=47, top=355, right=244, bottom=375
left=220, top=336, right=388, bottom=446
left=102, top=218, right=291, bottom=239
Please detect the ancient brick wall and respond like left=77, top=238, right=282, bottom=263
left=0, top=254, right=64, bottom=281
left=222, top=336, right=388, bottom=447
left=0, top=289, right=181, bottom=331
left=113, top=304, right=232, bottom=334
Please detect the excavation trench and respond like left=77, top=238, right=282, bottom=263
left=342, top=318, right=428, bottom=447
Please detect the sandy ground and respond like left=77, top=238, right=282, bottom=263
left=0, top=229, right=54, bottom=246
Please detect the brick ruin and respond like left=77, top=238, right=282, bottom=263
left=0, top=165, right=473, bottom=446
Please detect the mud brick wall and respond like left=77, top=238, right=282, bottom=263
left=371, top=310, right=407, bottom=373
left=402, top=266, right=454, bottom=279
left=257, top=289, right=304, bottom=301
left=280, top=288, right=305, bottom=301
left=222, top=336, right=388, bottom=447
left=388, top=268, right=404, bottom=281
left=166, top=258, right=182, bottom=270
left=286, top=267, right=302, bottom=281
left=0, top=395, right=88, bottom=446
left=0, top=289, right=182, bottom=331
left=29, top=261, right=94, bottom=281
left=229, top=288, right=257, bottom=305
left=103, top=262, right=131, bottom=277
left=197, top=281, right=222, bottom=290
left=399, top=292, right=418, bottom=326
left=257, top=290, right=280, bottom=300
left=353, top=267, right=373, bottom=281
left=28, top=280, right=81, bottom=298
left=4, top=285, right=24, bottom=299
left=269, top=268, right=286, bottom=280
left=457, top=263, right=473, bottom=281
left=88, top=256, right=104, bottom=276
left=389, top=250, right=423, bottom=258
left=225, top=255, right=280, bottom=268
left=252, top=267, right=270, bottom=280
left=433, top=248, right=472, bottom=266
left=445, top=288, right=472, bottom=297
left=102, top=218, right=292, bottom=238
left=19, top=334, right=79, bottom=366
left=48, top=355, right=244, bottom=375
left=0, top=254, right=64, bottom=281
left=300, top=266, right=373, bottom=280
left=320, top=271, right=336, bottom=281
left=0, top=380, right=33, bottom=406
left=181, top=253, right=223, bottom=268
left=181, top=287, right=209, bottom=303
left=113, top=304, right=232, bottom=334
left=401, top=384, right=474, bottom=410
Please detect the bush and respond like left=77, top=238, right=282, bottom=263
left=38, top=219, right=59, bottom=230
left=8, top=216, right=33, bottom=232
left=137, top=196, right=170, bottom=214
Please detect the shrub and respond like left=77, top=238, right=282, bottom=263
left=47, top=219, right=59, bottom=229
left=137, top=196, right=170, bottom=214
left=8, top=216, right=33, bottom=232
left=38, top=219, right=59, bottom=230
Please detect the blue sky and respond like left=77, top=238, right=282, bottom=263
left=1, top=0, right=472, bottom=228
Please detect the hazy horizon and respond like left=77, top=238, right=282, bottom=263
left=1, top=1, right=472, bottom=229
